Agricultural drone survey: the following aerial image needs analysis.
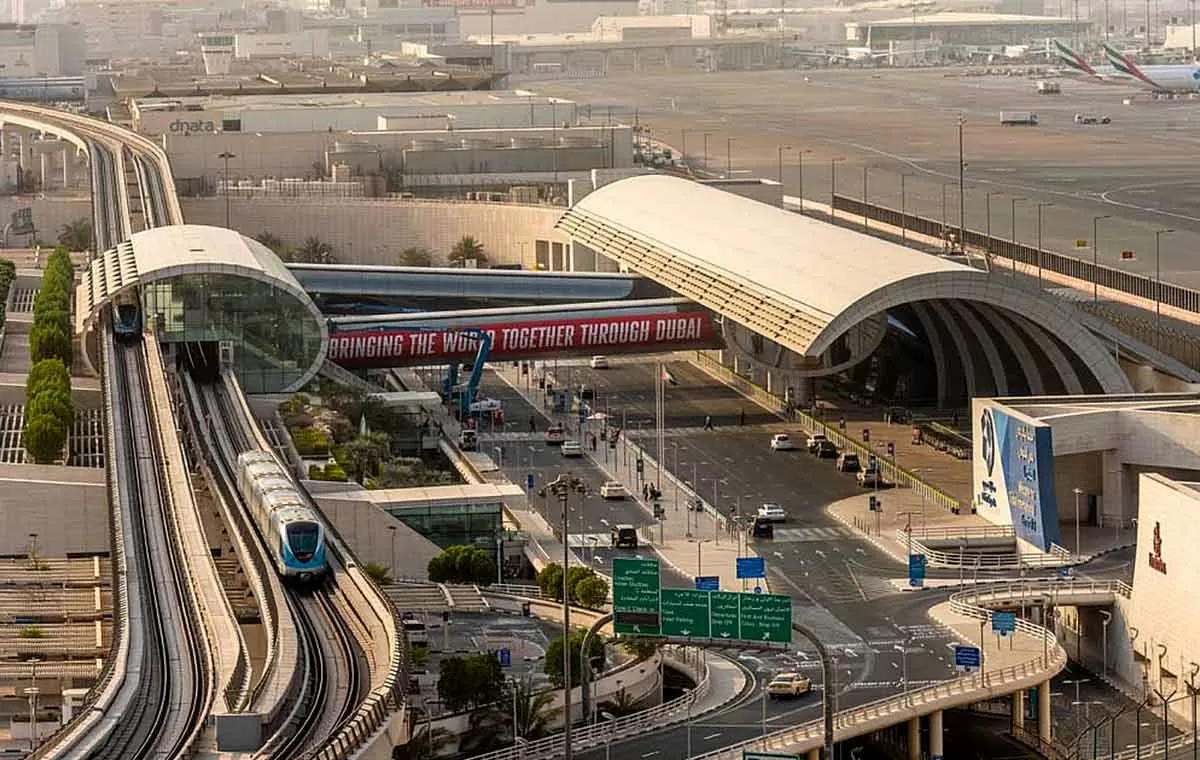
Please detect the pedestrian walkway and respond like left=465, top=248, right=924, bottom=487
left=490, top=362, right=763, bottom=593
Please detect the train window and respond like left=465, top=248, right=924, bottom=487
left=286, top=522, right=320, bottom=555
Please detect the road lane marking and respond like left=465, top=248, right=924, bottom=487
left=703, top=733, right=722, bottom=741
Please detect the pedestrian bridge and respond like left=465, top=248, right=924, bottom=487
left=962, top=579, right=1131, bottom=609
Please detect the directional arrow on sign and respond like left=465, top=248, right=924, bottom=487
left=762, top=633, right=772, bottom=640
left=680, top=629, right=690, bottom=636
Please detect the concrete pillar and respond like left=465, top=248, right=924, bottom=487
left=61, top=148, right=69, bottom=188
left=38, top=150, right=46, bottom=190
left=1102, top=450, right=1126, bottom=531
left=1012, top=688, right=1026, bottom=730
left=1039, top=680, right=1053, bottom=742
left=929, top=709, right=944, bottom=759
left=907, top=715, right=921, bottom=760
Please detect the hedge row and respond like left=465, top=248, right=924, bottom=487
left=24, top=358, right=73, bottom=464
left=0, top=258, right=14, bottom=331
left=30, top=248, right=74, bottom=367
left=308, top=462, right=348, bottom=482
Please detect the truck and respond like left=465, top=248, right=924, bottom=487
left=1000, top=111, right=1038, bottom=126
left=1035, top=80, right=1061, bottom=94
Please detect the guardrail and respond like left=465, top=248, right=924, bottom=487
left=956, top=579, right=1132, bottom=606
left=684, top=582, right=1068, bottom=760
left=909, top=525, right=1015, bottom=541
left=466, top=645, right=712, bottom=760
left=689, top=352, right=965, bottom=515
left=897, top=530, right=1073, bottom=569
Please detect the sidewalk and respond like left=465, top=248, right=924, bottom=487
left=491, top=362, right=766, bottom=593
left=927, top=598, right=1063, bottom=682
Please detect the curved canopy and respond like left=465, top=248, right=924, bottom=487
left=556, top=175, right=1134, bottom=396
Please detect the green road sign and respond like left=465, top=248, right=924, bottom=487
left=613, top=557, right=661, bottom=635
left=739, top=592, right=793, bottom=642
left=743, top=752, right=800, bottom=760
left=709, top=591, right=742, bottom=640
left=661, top=588, right=711, bottom=638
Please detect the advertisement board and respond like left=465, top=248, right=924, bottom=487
left=329, top=310, right=720, bottom=368
left=972, top=400, right=1062, bottom=552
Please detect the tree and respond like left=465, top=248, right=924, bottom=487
left=254, top=231, right=287, bottom=255
left=29, top=323, right=72, bottom=365
left=448, top=235, right=488, bottom=267
left=437, top=653, right=504, bottom=712
left=544, top=629, right=605, bottom=689
left=363, top=562, right=392, bottom=585
left=23, top=412, right=67, bottom=464
left=457, top=707, right=508, bottom=755
left=295, top=236, right=336, bottom=264
left=342, top=431, right=392, bottom=484
left=536, top=562, right=564, bottom=601
left=574, top=575, right=609, bottom=609
left=621, top=638, right=663, bottom=660
left=398, top=246, right=434, bottom=267
left=600, top=687, right=640, bottom=718
left=509, top=675, right=559, bottom=740
left=427, top=544, right=495, bottom=586
left=391, top=724, right=453, bottom=760
left=56, top=219, right=93, bottom=252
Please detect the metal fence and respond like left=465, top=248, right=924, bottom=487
left=832, top=195, right=1200, bottom=317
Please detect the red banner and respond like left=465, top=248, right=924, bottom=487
left=329, top=310, right=720, bottom=368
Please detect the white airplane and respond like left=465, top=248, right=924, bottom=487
left=1049, top=39, right=1127, bottom=83
left=1101, top=42, right=1200, bottom=93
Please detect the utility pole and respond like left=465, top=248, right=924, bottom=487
left=957, top=114, right=966, bottom=247
left=548, top=472, right=585, bottom=760
left=217, top=151, right=236, bottom=228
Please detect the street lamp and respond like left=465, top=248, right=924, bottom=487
left=862, top=165, right=870, bottom=230
left=796, top=147, right=811, bottom=215
left=217, top=151, right=236, bottom=228
left=547, top=472, right=585, bottom=760
left=690, top=538, right=712, bottom=576
left=900, top=173, right=912, bottom=242
left=985, top=190, right=1002, bottom=247
left=957, top=113, right=967, bottom=244
left=702, top=132, right=711, bottom=172
left=1155, top=228, right=1176, bottom=348
left=830, top=157, right=845, bottom=220
left=1010, top=196, right=1026, bottom=245
left=777, top=144, right=792, bottom=185
left=1037, top=202, right=1054, bottom=285
left=725, top=136, right=734, bottom=177
left=1093, top=215, right=1111, bottom=302
left=1073, top=487, right=1083, bottom=559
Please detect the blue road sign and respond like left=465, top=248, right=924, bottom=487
left=954, top=645, right=981, bottom=671
left=498, top=648, right=512, bottom=667
left=694, top=576, right=720, bottom=591
left=907, top=554, right=926, bottom=588
left=526, top=473, right=535, bottom=491
left=754, top=585, right=763, bottom=594
left=736, top=556, right=766, bottom=579
left=991, top=611, right=1017, bottom=635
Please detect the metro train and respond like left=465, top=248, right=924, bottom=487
left=236, top=450, right=329, bottom=584
left=112, top=290, right=142, bottom=340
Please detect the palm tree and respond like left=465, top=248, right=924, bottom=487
left=448, top=236, right=487, bottom=268
left=510, top=675, right=559, bottom=741
left=599, top=687, right=639, bottom=718
left=391, top=723, right=453, bottom=760
left=398, top=247, right=435, bottom=267
left=363, top=562, right=393, bottom=585
left=343, top=431, right=392, bottom=484
left=296, top=236, right=336, bottom=264
left=57, top=219, right=93, bottom=252
left=458, top=707, right=509, bottom=754
left=255, top=231, right=286, bottom=254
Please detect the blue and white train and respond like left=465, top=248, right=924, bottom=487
left=236, top=450, right=329, bottom=585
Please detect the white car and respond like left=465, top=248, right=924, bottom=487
left=769, top=434, right=796, bottom=451
left=767, top=672, right=812, bottom=698
left=600, top=481, right=627, bottom=499
left=589, top=355, right=610, bottom=369
left=561, top=440, right=583, bottom=457
left=757, top=503, right=787, bottom=522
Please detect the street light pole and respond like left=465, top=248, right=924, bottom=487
left=777, top=144, right=791, bottom=185
left=957, top=113, right=967, bottom=244
left=986, top=190, right=1001, bottom=246
left=725, top=136, right=733, bottom=177
left=1093, top=215, right=1111, bottom=302
left=900, top=173, right=910, bottom=243
left=1037, top=202, right=1054, bottom=285
left=796, top=148, right=810, bottom=215
left=217, top=151, right=236, bottom=228
left=549, top=472, right=584, bottom=760
left=830, top=157, right=845, bottom=220
left=862, top=165, right=870, bottom=231
left=1073, top=487, right=1083, bottom=559
left=1155, top=228, right=1176, bottom=348
left=702, top=132, right=711, bottom=173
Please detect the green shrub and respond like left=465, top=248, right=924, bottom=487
left=290, top=425, right=330, bottom=456
left=18, top=625, right=44, bottom=639
left=23, top=411, right=68, bottom=464
left=307, top=463, right=325, bottom=480
left=30, top=323, right=72, bottom=365
left=322, top=463, right=348, bottom=482
left=23, top=358, right=73, bottom=464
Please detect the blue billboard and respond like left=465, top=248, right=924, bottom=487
left=975, top=403, right=1062, bottom=552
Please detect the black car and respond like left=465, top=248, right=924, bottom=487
left=750, top=517, right=775, bottom=539
left=814, top=440, right=839, bottom=459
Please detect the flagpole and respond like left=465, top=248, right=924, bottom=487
left=657, top=362, right=666, bottom=504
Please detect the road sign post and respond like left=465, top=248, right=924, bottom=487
left=736, top=556, right=765, bottom=579
left=694, top=576, right=720, bottom=591
left=954, top=644, right=981, bottom=672
left=908, top=554, right=926, bottom=588
left=613, top=557, right=662, bottom=635
left=991, top=611, right=1016, bottom=636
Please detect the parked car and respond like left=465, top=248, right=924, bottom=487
left=770, top=434, right=796, bottom=451
left=600, top=481, right=627, bottom=499
left=806, top=433, right=829, bottom=453
left=886, top=406, right=911, bottom=424
left=545, top=424, right=566, bottom=445
left=858, top=467, right=883, bottom=487
left=611, top=524, right=638, bottom=548
left=766, top=673, right=812, bottom=699
left=561, top=440, right=583, bottom=457
left=750, top=517, right=775, bottom=539
left=589, top=355, right=610, bottom=369
left=814, top=440, right=839, bottom=459
left=757, top=503, right=787, bottom=522
left=457, top=429, right=478, bottom=451
left=836, top=452, right=861, bottom=473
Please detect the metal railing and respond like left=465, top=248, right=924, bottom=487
left=909, top=525, right=1015, bottom=541
left=897, top=530, right=1073, bottom=569
left=466, top=646, right=712, bottom=760
left=953, top=579, right=1132, bottom=608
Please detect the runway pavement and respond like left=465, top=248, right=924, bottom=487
left=546, top=68, right=1200, bottom=290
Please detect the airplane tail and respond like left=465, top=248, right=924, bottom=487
left=1052, top=39, right=1100, bottom=77
left=1102, top=42, right=1161, bottom=88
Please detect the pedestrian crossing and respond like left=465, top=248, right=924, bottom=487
left=770, top=526, right=860, bottom=543
left=567, top=533, right=613, bottom=548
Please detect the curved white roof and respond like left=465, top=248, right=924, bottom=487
left=556, top=175, right=1133, bottom=394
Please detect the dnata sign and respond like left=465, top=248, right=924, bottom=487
left=168, top=119, right=219, bottom=136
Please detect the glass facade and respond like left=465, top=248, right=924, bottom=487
left=142, top=272, right=324, bottom=393
left=385, top=501, right=502, bottom=551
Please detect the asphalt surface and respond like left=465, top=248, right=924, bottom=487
left=548, top=68, right=1200, bottom=290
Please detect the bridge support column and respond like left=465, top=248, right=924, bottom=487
left=929, top=709, right=944, bottom=759
left=38, top=150, right=46, bottom=190
left=1012, top=688, right=1026, bottom=730
left=806, top=750, right=819, bottom=760
left=61, top=148, right=69, bottom=188
left=1039, top=680, right=1053, bottom=742
left=907, top=715, right=921, bottom=760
